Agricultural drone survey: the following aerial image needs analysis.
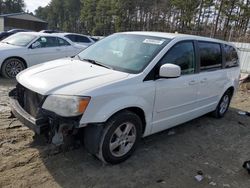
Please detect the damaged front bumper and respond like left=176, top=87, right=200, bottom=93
left=9, top=88, right=81, bottom=145
left=9, top=91, right=48, bottom=134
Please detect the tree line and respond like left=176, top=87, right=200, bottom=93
left=35, top=0, right=250, bottom=41
left=0, top=0, right=249, bottom=41
left=0, top=0, right=24, bottom=14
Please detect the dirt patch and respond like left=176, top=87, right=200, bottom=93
left=0, top=78, right=250, bottom=188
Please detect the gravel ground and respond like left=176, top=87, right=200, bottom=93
left=0, top=78, right=250, bottom=188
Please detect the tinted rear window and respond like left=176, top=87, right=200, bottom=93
left=77, top=36, right=91, bottom=43
left=65, top=34, right=91, bottom=43
left=198, top=42, right=222, bottom=71
left=65, top=35, right=76, bottom=42
left=224, top=44, right=239, bottom=68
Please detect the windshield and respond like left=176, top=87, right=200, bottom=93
left=1, top=33, right=37, bottom=47
left=78, top=33, right=171, bottom=73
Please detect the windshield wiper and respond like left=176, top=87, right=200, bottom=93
left=82, top=58, right=113, bottom=70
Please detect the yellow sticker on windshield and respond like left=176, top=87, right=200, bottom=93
left=143, top=39, right=165, bottom=45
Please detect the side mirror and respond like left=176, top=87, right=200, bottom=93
left=31, top=41, right=41, bottom=49
left=159, top=64, right=181, bottom=78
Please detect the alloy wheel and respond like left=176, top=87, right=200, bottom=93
left=5, top=60, right=24, bottom=78
left=109, top=122, right=137, bottom=157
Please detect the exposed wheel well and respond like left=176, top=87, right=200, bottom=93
left=1, top=57, right=27, bottom=69
left=226, top=86, right=235, bottom=96
left=109, top=107, right=146, bottom=135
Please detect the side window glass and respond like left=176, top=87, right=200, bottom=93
left=160, top=41, right=195, bottom=75
left=67, top=35, right=77, bottom=42
left=224, top=44, right=239, bottom=68
left=57, top=38, right=70, bottom=46
left=33, top=37, right=46, bottom=48
left=35, top=37, right=59, bottom=48
left=198, top=42, right=222, bottom=71
left=77, top=36, right=91, bottom=43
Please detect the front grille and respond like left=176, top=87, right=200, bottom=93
left=16, top=84, right=45, bottom=117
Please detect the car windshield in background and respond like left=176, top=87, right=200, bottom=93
left=1, top=33, right=36, bottom=47
left=78, top=34, right=171, bottom=73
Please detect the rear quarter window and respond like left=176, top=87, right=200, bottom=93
left=198, top=41, right=222, bottom=71
left=224, top=44, right=239, bottom=68
left=57, top=37, right=71, bottom=46
left=77, top=36, right=91, bottom=43
left=65, top=35, right=77, bottom=42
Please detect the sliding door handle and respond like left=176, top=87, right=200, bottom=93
left=189, top=80, right=198, bottom=85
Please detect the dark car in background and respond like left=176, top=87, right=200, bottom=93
left=0, top=29, right=32, bottom=41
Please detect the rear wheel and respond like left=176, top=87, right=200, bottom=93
left=84, top=110, right=142, bottom=164
left=212, top=90, right=232, bottom=118
left=1, top=58, right=25, bottom=78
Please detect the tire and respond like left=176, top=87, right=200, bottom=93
left=212, top=90, right=232, bottom=118
left=1, top=58, right=25, bottom=78
left=84, top=110, right=142, bottom=164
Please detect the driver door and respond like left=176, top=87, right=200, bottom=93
left=26, top=36, right=65, bottom=66
left=152, top=41, right=200, bottom=134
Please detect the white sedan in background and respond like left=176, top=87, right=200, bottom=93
left=0, top=32, right=85, bottom=78
left=57, top=33, right=96, bottom=48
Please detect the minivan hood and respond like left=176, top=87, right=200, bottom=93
left=17, top=58, right=129, bottom=95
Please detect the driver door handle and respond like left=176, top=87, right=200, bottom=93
left=200, top=78, right=208, bottom=83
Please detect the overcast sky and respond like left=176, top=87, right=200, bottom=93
left=24, top=0, right=51, bottom=13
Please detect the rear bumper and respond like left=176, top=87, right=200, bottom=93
left=9, top=96, right=48, bottom=134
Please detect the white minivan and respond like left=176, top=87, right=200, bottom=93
left=9, top=32, right=240, bottom=164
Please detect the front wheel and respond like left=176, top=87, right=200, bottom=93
left=1, top=58, right=25, bottom=78
left=212, top=90, right=232, bottom=118
left=84, top=111, right=142, bottom=164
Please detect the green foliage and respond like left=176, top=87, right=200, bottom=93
left=32, top=0, right=250, bottom=40
left=93, top=0, right=114, bottom=35
left=0, top=0, right=25, bottom=14
left=35, top=0, right=82, bottom=32
left=80, top=0, right=97, bottom=34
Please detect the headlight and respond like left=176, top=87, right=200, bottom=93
left=42, top=95, right=91, bottom=117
